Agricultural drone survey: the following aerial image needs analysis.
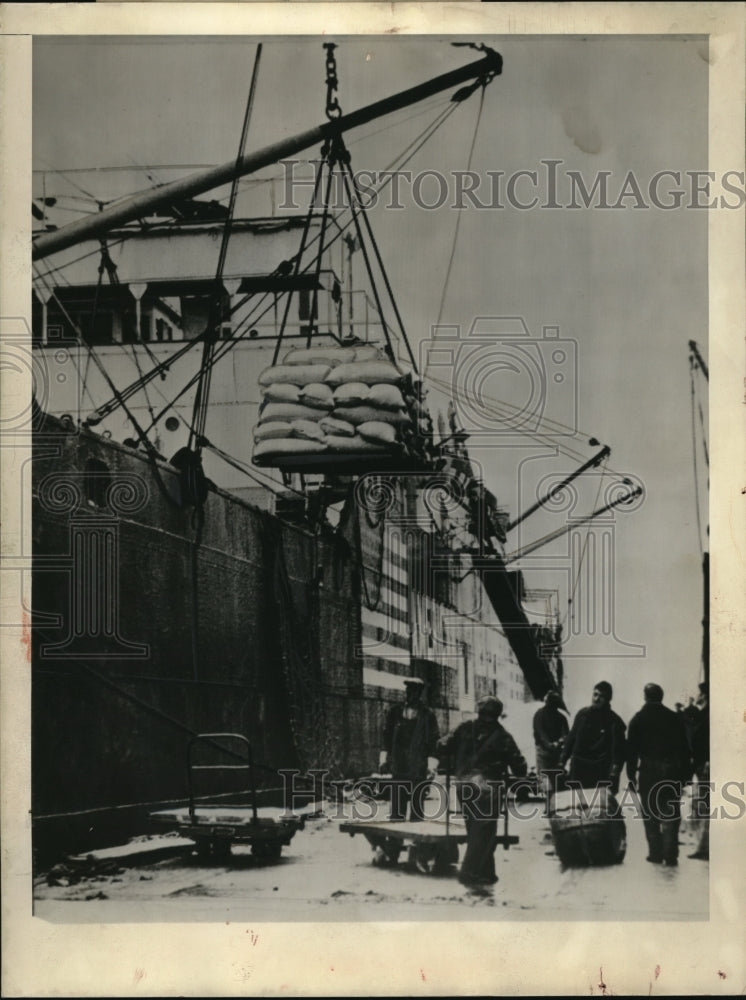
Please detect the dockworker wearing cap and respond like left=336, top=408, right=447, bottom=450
left=380, top=676, right=439, bottom=822
left=438, top=696, right=527, bottom=889
left=626, top=683, right=692, bottom=866
left=533, top=690, right=569, bottom=805
left=560, top=681, right=627, bottom=793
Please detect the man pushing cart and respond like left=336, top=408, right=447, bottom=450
left=438, top=695, right=528, bottom=888
left=341, top=694, right=524, bottom=884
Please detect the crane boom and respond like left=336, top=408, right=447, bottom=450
left=32, top=49, right=501, bottom=261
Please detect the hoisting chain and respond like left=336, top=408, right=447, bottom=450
left=450, top=42, right=501, bottom=101
left=323, top=42, right=343, bottom=119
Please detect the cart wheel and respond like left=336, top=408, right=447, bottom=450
left=370, top=836, right=401, bottom=867
left=611, top=820, right=627, bottom=864
left=252, top=840, right=283, bottom=862
left=213, top=838, right=232, bottom=862
left=434, top=841, right=460, bottom=873
left=408, top=843, right=438, bottom=875
left=195, top=838, right=212, bottom=860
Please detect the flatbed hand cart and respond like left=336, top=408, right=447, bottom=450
left=340, top=775, right=519, bottom=875
left=150, top=733, right=309, bottom=862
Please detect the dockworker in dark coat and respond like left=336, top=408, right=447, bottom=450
left=380, top=677, right=439, bottom=821
left=688, top=681, right=710, bottom=861
left=533, top=690, right=569, bottom=802
left=438, top=696, right=527, bottom=888
left=560, top=681, right=627, bottom=793
left=626, top=683, right=692, bottom=866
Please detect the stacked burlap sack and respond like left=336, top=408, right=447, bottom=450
left=253, top=344, right=422, bottom=466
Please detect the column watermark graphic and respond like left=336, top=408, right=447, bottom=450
left=1, top=317, right=150, bottom=657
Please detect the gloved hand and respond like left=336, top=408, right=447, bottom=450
left=378, top=750, right=390, bottom=773
left=426, top=756, right=439, bottom=779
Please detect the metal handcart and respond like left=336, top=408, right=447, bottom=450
left=150, top=733, right=310, bottom=862
left=340, top=772, right=519, bottom=875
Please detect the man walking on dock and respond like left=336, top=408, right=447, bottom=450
left=561, top=681, right=627, bottom=793
left=688, top=681, right=710, bottom=861
left=626, top=683, right=692, bottom=867
left=380, top=677, right=439, bottom=822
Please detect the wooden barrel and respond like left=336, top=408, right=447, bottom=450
left=549, top=787, right=626, bottom=867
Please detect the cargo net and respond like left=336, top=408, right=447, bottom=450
left=252, top=343, right=434, bottom=474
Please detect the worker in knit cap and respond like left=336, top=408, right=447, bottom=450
left=438, top=696, right=527, bottom=889
left=560, top=681, right=627, bottom=793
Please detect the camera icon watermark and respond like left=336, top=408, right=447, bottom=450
left=0, top=316, right=85, bottom=439
left=509, top=460, right=647, bottom=660
left=420, top=316, right=578, bottom=438
left=0, top=317, right=52, bottom=437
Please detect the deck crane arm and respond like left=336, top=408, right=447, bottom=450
left=32, top=49, right=502, bottom=262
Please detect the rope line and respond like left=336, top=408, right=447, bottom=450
left=340, top=161, right=396, bottom=360
left=425, top=372, right=614, bottom=471
left=204, top=441, right=306, bottom=499
left=432, top=83, right=486, bottom=341
left=32, top=262, right=156, bottom=455
left=341, top=155, right=418, bottom=372
left=192, top=44, right=263, bottom=453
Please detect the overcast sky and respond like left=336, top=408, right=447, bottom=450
left=33, top=35, right=710, bottom=720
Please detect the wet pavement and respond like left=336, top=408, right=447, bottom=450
left=34, top=792, right=708, bottom=923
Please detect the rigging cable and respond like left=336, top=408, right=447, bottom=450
left=191, top=42, right=263, bottom=453
left=339, top=154, right=397, bottom=361
left=98, top=240, right=162, bottom=437
left=425, top=370, right=616, bottom=470
left=32, top=211, right=191, bottom=284
left=560, top=454, right=609, bottom=630
left=185, top=43, right=264, bottom=683
left=80, top=239, right=108, bottom=409
left=31, top=261, right=157, bottom=456
left=271, top=159, right=326, bottom=365
left=32, top=261, right=205, bottom=514
left=35, top=160, right=101, bottom=202
left=32, top=213, right=206, bottom=425
left=426, top=368, right=640, bottom=493
left=203, top=441, right=306, bottom=498
left=341, top=152, right=418, bottom=372
left=432, top=82, right=487, bottom=340
left=306, top=159, right=337, bottom=347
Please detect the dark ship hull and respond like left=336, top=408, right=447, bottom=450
left=32, top=414, right=365, bottom=859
